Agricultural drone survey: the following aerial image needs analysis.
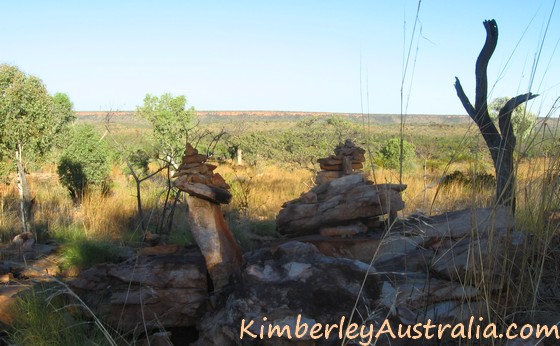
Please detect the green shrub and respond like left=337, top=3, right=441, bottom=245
left=126, top=148, right=151, bottom=175
left=441, top=170, right=495, bottom=189
left=378, top=137, right=417, bottom=170
left=57, top=125, right=111, bottom=202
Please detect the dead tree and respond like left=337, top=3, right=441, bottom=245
left=454, top=19, right=538, bottom=213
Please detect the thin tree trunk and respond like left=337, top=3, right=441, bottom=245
left=236, top=148, right=243, bottom=165
left=15, top=143, right=32, bottom=233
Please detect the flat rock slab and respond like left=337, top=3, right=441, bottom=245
left=175, top=180, right=232, bottom=204
left=411, top=207, right=514, bottom=238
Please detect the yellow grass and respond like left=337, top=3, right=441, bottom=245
left=0, top=156, right=557, bottom=244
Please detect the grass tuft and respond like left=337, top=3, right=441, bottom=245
left=59, top=240, right=123, bottom=271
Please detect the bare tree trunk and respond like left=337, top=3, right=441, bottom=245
left=236, top=147, right=243, bottom=165
left=454, top=19, right=538, bottom=214
left=15, top=143, right=32, bottom=233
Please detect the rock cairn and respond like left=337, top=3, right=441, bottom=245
left=174, top=143, right=231, bottom=204
left=277, top=140, right=406, bottom=237
left=174, top=143, right=242, bottom=291
left=316, top=139, right=366, bottom=185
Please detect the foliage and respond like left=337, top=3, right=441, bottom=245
left=489, top=97, right=536, bottom=140
left=126, top=148, right=151, bottom=175
left=0, top=65, right=73, bottom=162
left=51, top=92, right=76, bottom=141
left=378, top=137, right=416, bottom=170
left=441, top=170, right=495, bottom=189
left=0, top=64, right=76, bottom=232
left=136, top=93, right=196, bottom=165
left=57, top=125, right=111, bottom=202
left=226, top=117, right=361, bottom=167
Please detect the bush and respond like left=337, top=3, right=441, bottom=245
left=441, top=170, right=495, bottom=189
left=378, top=137, right=416, bottom=170
left=127, top=148, right=151, bottom=175
left=57, top=125, right=111, bottom=203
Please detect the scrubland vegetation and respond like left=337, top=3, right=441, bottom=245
left=1, top=106, right=558, bottom=255
left=2, top=65, right=560, bottom=345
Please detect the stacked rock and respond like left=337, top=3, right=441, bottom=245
left=174, top=144, right=232, bottom=204
left=277, top=139, right=406, bottom=238
left=174, top=143, right=243, bottom=290
left=316, top=139, right=366, bottom=184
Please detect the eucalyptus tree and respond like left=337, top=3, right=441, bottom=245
left=0, top=64, right=74, bottom=232
left=136, top=93, right=196, bottom=168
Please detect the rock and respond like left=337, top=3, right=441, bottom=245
left=334, top=139, right=365, bottom=157
left=20, top=254, right=62, bottom=279
left=414, top=207, right=514, bottom=238
left=186, top=196, right=243, bottom=290
left=178, top=162, right=204, bottom=170
left=12, top=232, right=35, bottom=251
left=430, top=228, right=525, bottom=290
left=0, top=284, right=32, bottom=327
left=174, top=143, right=233, bottom=203
left=181, top=164, right=209, bottom=175
left=319, top=222, right=367, bottom=237
left=370, top=234, right=425, bottom=263
left=70, top=246, right=208, bottom=332
left=210, top=172, right=230, bottom=189
left=194, top=241, right=380, bottom=345
left=313, top=140, right=369, bottom=185
left=182, top=154, right=208, bottom=164
left=317, top=156, right=343, bottom=166
left=205, top=163, right=218, bottom=172
left=0, top=273, right=13, bottom=283
left=277, top=174, right=405, bottom=236
left=378, top=277, right=481, bottom=324
left=175, top=180, right=232, bottom=204
left=319, top=162, right=363, bottom=171
left=270, top=206, right=526, bottom=344
left=315, top=170, right=343, bottom=185
left=185, top=143, right=198, bottom=156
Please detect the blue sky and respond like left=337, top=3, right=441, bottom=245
left=1, top=1, right=559, bottom=115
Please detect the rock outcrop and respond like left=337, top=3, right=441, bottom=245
left=194, top=241, right=381, bottom=345
left=196, top=207, right=529, bottom=345
left=70, top=245, right=208, bottom=332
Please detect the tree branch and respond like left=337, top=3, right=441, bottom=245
left=498, top=93, right=539, bottom=146
left=455, top=20, right=501, bottom=161
left=475, top=20, right=498, bottom=113
left=454, top=77, right=476, bottom=117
